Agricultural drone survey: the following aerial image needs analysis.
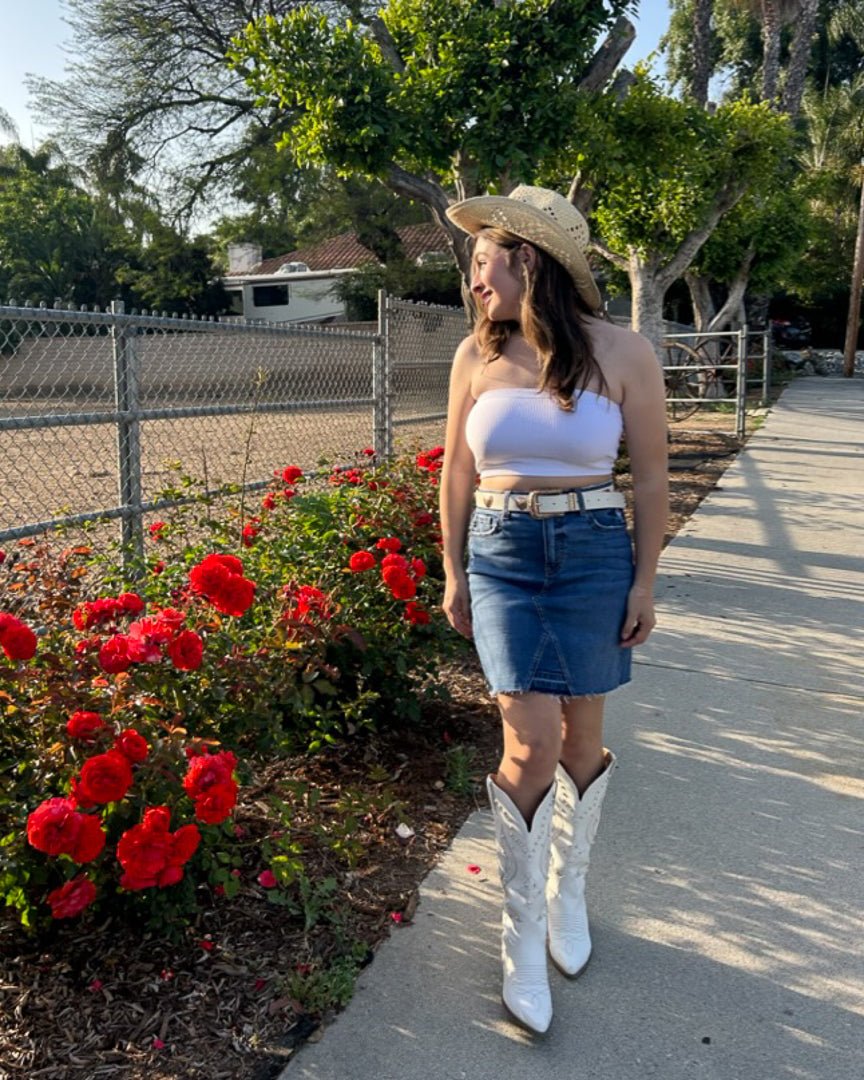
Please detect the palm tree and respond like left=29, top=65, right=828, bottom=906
left=728, top=0, right=802, bottom=105
left=781, top=0, right=820, bottom=116
left=691, top=0, right=715, bottom=107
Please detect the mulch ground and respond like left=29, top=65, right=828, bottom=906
left=0, top=413, right=748, bottom=1080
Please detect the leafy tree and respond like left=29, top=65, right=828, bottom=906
left=684, top=171, right=813, bottom=332
left=661, top=0, right=848, bottom=333
left=118, top=220, right=229, bottom=316
left=0, top=143, right=227, bottom=314
left=336, top=258, right=462, bottom=320
left=229, top=0, right=637, bottom=275
left=552, top=76, right=794, bottom=349
left=0, top=144, right=129, bottom=304
left=28, top=0, right=346, bottom=216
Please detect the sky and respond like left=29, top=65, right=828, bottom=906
left=0, top=1, right=673, bottom=148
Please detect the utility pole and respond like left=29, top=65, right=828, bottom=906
left=843, top=160, right=864, bottom=379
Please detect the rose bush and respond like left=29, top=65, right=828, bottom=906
left=0, top=446, right=462, bottom=934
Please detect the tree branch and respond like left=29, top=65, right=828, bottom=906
left=708, top=247, right=757, bottom=332
left=657, top=179, right=748, bottom=290
left=578, top=15, right=636, bottom=93
left=589, top=238, right=628, bottom=271
left=368, top=16, right=405, bottom=73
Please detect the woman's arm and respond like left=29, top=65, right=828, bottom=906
left=439, top=336, right=480, bottom=638
left=619, top=335, right=669, bottom=647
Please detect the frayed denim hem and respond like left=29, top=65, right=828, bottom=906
left=487, top=676, right=631, bottom=704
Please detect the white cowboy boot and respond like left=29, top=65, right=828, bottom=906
left=486, top=775, right=556, bottom=1034
left=546, top=750, right=616, bottom=977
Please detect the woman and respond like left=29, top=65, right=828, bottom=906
left=440, top=186, right=668, bottom=1034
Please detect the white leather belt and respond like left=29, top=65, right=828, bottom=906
left=474, top=488, right=625, bottom=518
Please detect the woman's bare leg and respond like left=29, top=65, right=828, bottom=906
left=560, top=696, right=607, bottom=794
left=494, top=692, right=563, bottom=822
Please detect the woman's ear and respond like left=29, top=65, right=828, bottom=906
left=518, top=244, right=537, bottom=272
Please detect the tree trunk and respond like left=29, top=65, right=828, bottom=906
left=706, top=247, right=757, bottom=332
left=685, top=271, right=716, bottom=331
left=629, top=254, right=667, bottom=363
left=761, top=1, right=783, bottom=106
left=782, top=0, right=819, bottom=118
left=690, top=0, right=714, bottom=107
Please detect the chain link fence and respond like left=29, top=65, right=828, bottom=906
left=0, top=295, right=465, bottom=607
left=1, top=292, right=771, bottom=613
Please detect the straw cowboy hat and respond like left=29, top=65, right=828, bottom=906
left=445, top=185, right=602, bottom=312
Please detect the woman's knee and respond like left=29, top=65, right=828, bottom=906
left=499, top=694, right=562, bottom=776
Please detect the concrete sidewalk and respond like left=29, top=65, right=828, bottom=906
left=285, top=377, right=864, bottom=1080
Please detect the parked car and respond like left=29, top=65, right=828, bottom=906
left=770, top=316, right=811, bottom=348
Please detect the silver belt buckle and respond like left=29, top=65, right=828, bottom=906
left=527, top=490, right=563, bottom=518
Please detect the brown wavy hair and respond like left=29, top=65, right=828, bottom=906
left=472, top=227, right=607, bottom=410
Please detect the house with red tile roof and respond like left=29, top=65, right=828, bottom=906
left=223, top=223, right=451, bottom=323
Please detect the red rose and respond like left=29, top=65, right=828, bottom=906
left=404, top=601, right=431, bottom=626
left=114, top=728, right=149, bottom=763
left=98, top=635, right=133, bottom=674
left=154, top=607, right=186, bottom=630
left=27, top=797, right=81, bottom=855
left=26, top=798, right=105, bottom=862
left=194, top=782, right=238, bottom=825
left=148, top=521, right=167, bottom=538
left=126, top=617, right=173, bottom=663
left=72, top=603, right=95, bottom=631
left=117, top=807, right=199, bottom=890
left=375, top=537, right=402, bottom=552
left=77, top=750, right=133, bottom=804
left=381, top=553, right=409, bottom=572
left=414, top=512, right=434, bottom=527
left=348, top=551, right=376, bottom=573
left=183, top=750, right=238, bottom=799
left=0, top=549, right=5, bottom=564
left=284, top=585, right=332, bottom=623
left=117, top=592, right=145, bottom=614
left=212, top=575, right=256, bottom=618
left=66, top=710, right=107, bottom=741
left=0, top=615, right=38, bottom=660
left=281, top=466, right=303, bottom=484
left=411, top=558, right=427, bottom=579
left=46, top=875, right=97, bottom=919
left=242, top=523, right=259, bottom=547
left=390, top=576, right=417, bottom=600
left=261, top=491, right=277, bottom=511
left=68, top=814, right=107, bottom=863
left=167, top=629, right=204, bottom=671
left=168, top=823, right=201, bottom=866
left=188, top=555, right=255, bottom=617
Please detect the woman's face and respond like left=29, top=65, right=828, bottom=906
left=471, top=236, right=524, bottom=322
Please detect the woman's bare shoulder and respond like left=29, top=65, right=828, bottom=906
left=453, top=333, right=481, bottom=359
left=451, top=333, right=484, bottom=376
left=585, top=318, right=656, bottom=364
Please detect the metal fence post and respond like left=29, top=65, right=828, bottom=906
left=374, top=289, right=392, bottom=458
left=736, top=325, right=748, bottom=440
left=761, top=329, right=771, bottom=406
left=110, top=300, right=144, bottom=576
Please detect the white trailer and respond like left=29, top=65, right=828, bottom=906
left=223, top=264, right=354, bottom=324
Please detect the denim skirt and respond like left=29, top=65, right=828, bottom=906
left=467, top=494, right=634, bottom=698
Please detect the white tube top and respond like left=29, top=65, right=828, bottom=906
left=465, top=387, right=622, bottom=478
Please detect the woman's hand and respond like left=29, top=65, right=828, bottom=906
left=442, top=569, right=473, bottom=639
left=620, top=585, right=656, bottom=647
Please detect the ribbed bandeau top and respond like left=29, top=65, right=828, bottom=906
left=465, top=387, right=622, bottom=479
